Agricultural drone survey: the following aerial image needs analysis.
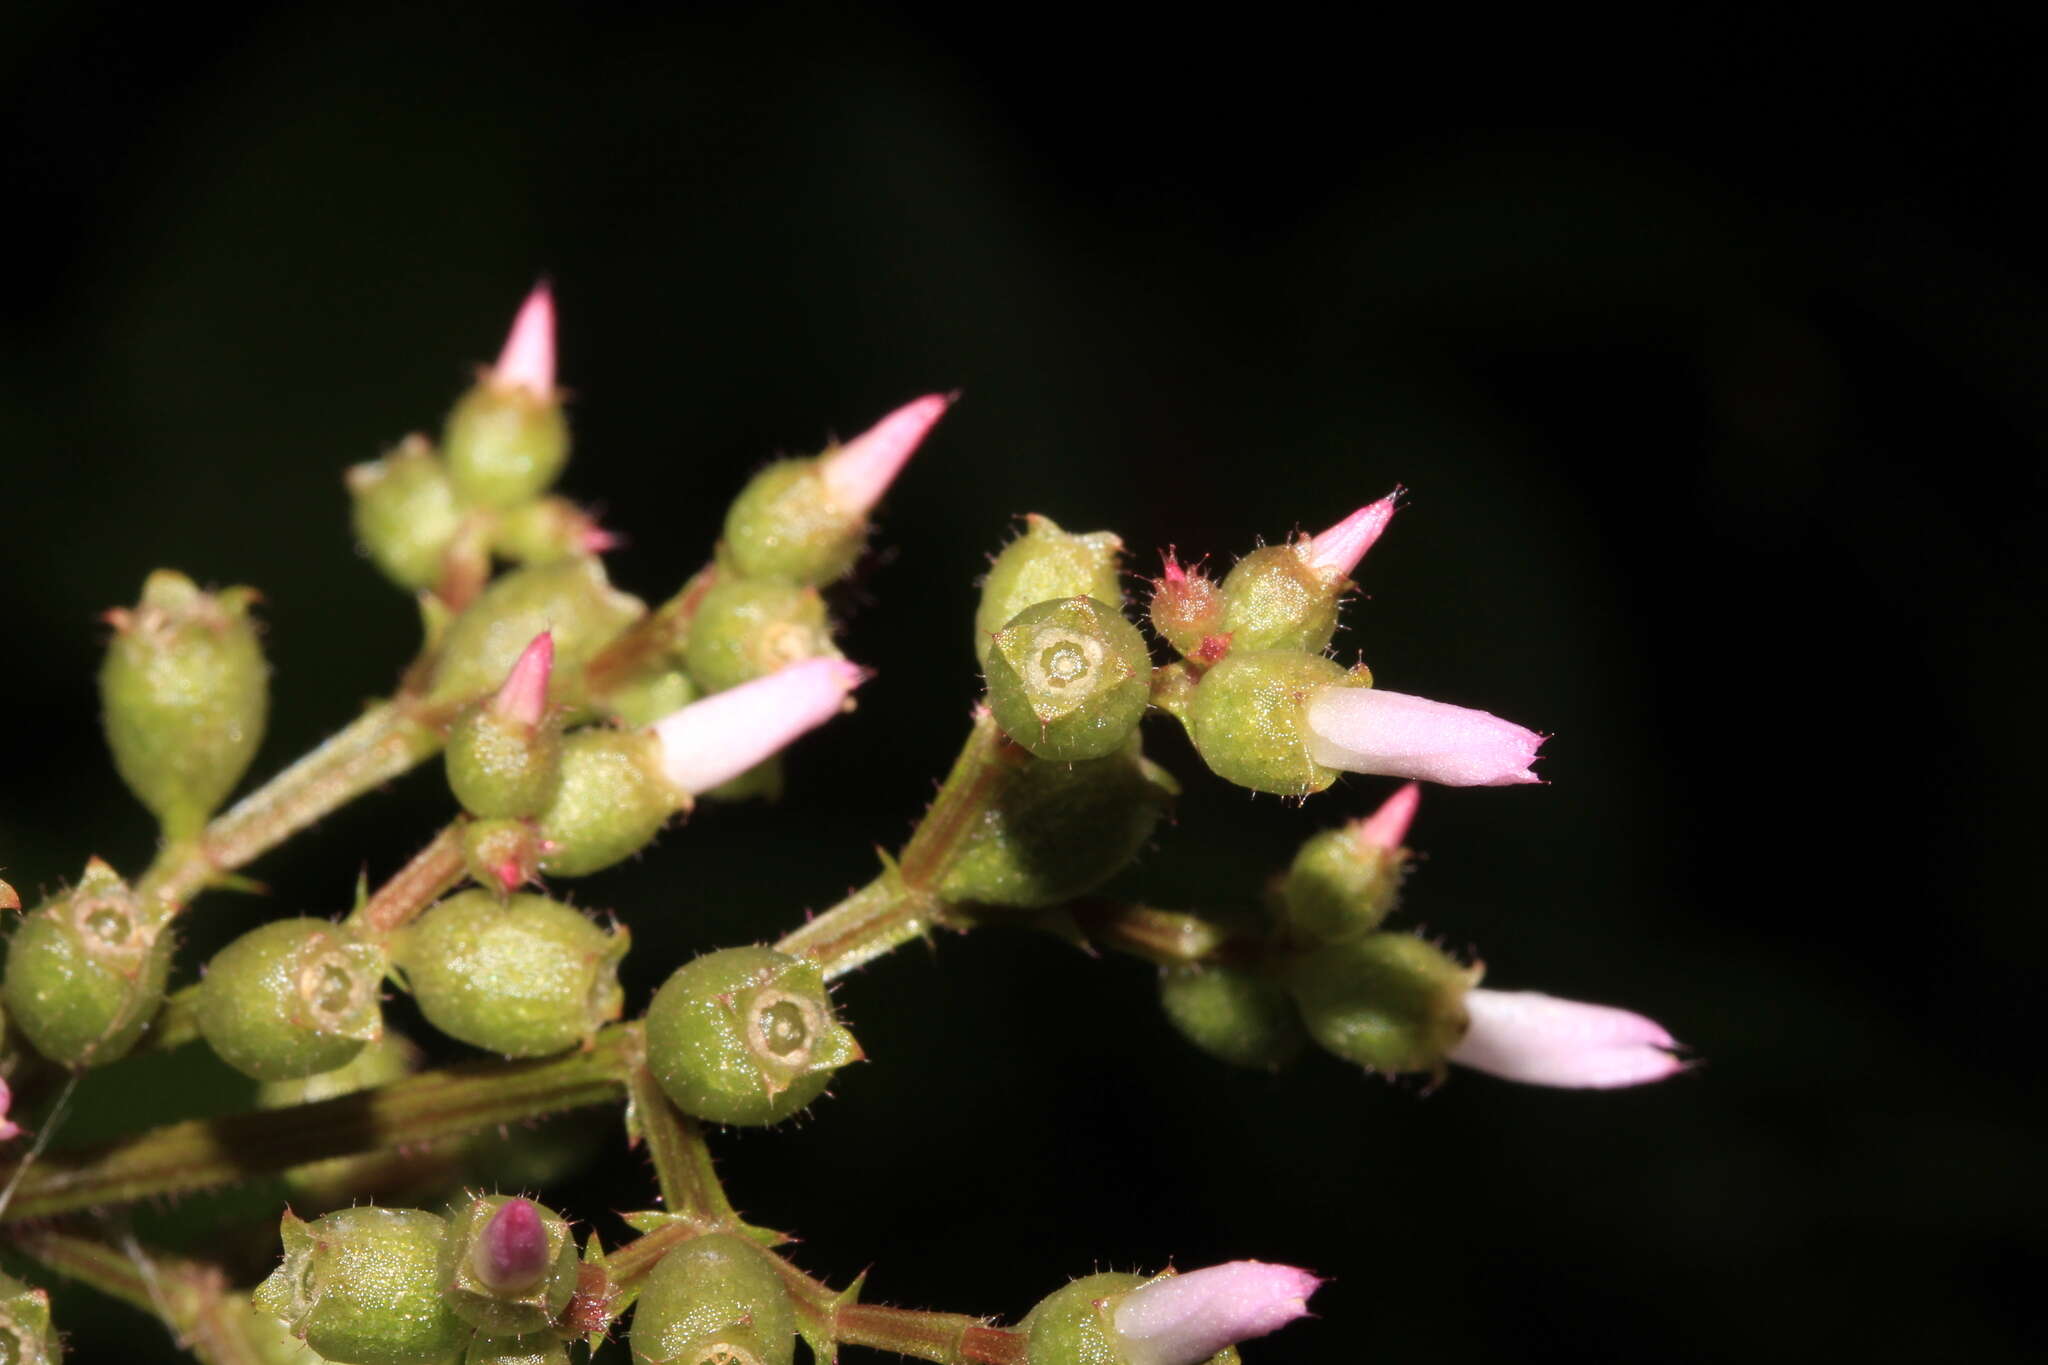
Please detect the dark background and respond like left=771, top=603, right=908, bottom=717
left=2, top=5, right=2042, bottom=1362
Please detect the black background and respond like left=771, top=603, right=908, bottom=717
left=2, top=5, right=2042, bottom=1362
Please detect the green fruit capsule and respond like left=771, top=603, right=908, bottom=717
left=253, top=1207, right=469, bottom=1365
left=426, top=559, right=644, bottom=707
left=0, top=1271, right=62, bottom=1365
left=1185, top=650, right=1360, bottom=797
left=531, top=729, right=679, bottom=877
left=630, top=1231, right=797, bottom=1365
left=444, top=377, right=571, bottom=510
left=439, top=1196, right=579, bottom=1335
left=1159, top=964, right=1307, bottom=1071
left=396, top=891, right=627, bottom=1057
left=347, top=437, right=465, bottom=592
left=1218, top=544, right=1341, bottom=655
left=100, top=569, right=268, bottom=840
left=196, top=917, right=385, bottom=1081
left=3, top=858, right=172, bottom=1067
left=684, top=577, right=836, bottom=694
left=974, top=515, right=1125, bottom=666
left=984, top=597, right=1151, bottom=761
left=1287, top=932, right=1479, bottom=1075
left=646, top=947, right=861, bottom=1127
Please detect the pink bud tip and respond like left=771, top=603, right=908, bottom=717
left=489, top=631, right=555, bottom=729
left=1159, top=549, right=1189, bottom=586
left=1111, top=1261, right=1322, bottom=1365
left=581, top=523, right=621, bottom=555
left=1300, top=490, right=1401, bottom=583
left=1352, top=781, right=1421, bottom=852
left=473, top=1197, right=552, bottom=1292
left=1305, top=685, right=1544, bottom=787
left=492, top=858, right=526, bottom=893
left=492, top=283, right=557, bottom=396
left=650, top=657, right=868, bottom=796
left=1452, top=989, right=1685, bottom=1088
left=818, top=393, right=953, bottom=516
left=0, top=1076, right=20, bottom=1142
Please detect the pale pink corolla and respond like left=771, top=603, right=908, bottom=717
left=1452, top=989, right=1684, bottom=1088
left=488, top=631, right=554, bottom=729
left=1352, top=780, right=1421, bottom=852
left=1305, top=685, right=1544, bottom=787
left=492, top=283, right=557, bottom=396
left=649, top=657, right=867, bottom=796
left=817, top=394, right=954, bottom=516
left=1110, top=1261, right=1322, bottom=1365
left=1299, top=490, right=1401, bottom=583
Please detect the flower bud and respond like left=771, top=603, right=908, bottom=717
left=440, top=1195, right=579, bottom=1335
left=531, top=728, right=677, bottom=877
left=2, top=859, right=172, bottom=1067
left=447, top=633, right=565, bottom=819
left=462, top=817, right=548, bottom=896
left=395, top=891, right=627, bottom=1057
left=444, top=286, right=572, bottom=509
left=348, top=437, right=465, bottom=592
left=938, top=735, right=1177, bottom=908
left=100, top=569, right=269, bottom=839
left=647, top=657, right=866, bottom=799
left=1158, top=965, right=1306, bottom=1071
left=645, top=946, right=861, bottom=1127
left=1218, top=545, right=1340, bottom=656
left=1288, top=932, right=1478, bottom=1075
left=723, top=395, right=950, bottom=585
left=427, top=558, right=645, bottom=707
left=975, top=515, right=1124, bottom=666
left=1302, top=685, right=1544, bottom=787
left=1450, top=989, right=1684, bottom=1088
left=467, top=1331, right=570, bottom=1365
left=1279, top=783, right=1418, bottom=942
left=629, top=1230, right=797, bottom=1365
left=0, top=1272, right=60, bottom=1365
left=985, top=597, right=1151, bottom=761
left=1185, top=650, right=1362, bottom=796
left=253, top=1207, right=469, bottom=1365
left=196, top=917, right=385, bottom=1081
left=684, top=577, right=836, bottom=694
left=1148, top=552, right=1229, bottom=663
left=491, top=495, right=615, bottom=568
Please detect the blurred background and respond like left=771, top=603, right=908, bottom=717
left=2, top=4, right=2041, bottom=1361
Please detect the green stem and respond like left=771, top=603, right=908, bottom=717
left=620, top=1035, right=743, bottom=1229
left=581, top=563, right=718, bottom=702
left=348, top=821, right=469, bottom=941
left=1062, top=900, right=1240, bottom=967
left=11, top=1227, right=266, bottom=1365
left=832, top=1304, right=1029, bottom=1365
left=0, top=1026, right=637, bottom=1223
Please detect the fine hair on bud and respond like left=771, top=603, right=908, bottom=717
left=426, top=558, right=645, bottom=707
left=984, top=596, right=1152, bottom=760
left=196, top=917, right=385, bottom=1081
left=0, top=1271, right=61, bottom=1365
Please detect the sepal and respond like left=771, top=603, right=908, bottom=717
left=426, top=559, right=644, bottom=706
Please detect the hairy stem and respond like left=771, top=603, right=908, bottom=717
left=349, top=821, right=469, bottom=940
left=582, top=564, right=718, bottom=702
left=1063, top=899, right=1240, bottom=967
left=621, top=1035, right=743, bottom=1229
left=11, top=1227, right=266, bottom=1365
left=833, top=1305, right=1030, bottom=1365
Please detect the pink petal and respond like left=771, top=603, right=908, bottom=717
left=0, top=1076, right=19, bottom=1142
left=1111, top=1261, right=1322, bottom=1365
left=650, top=657, right=867, bottom=795
left=1305, top=686, right=1544, bottom=787
left=492, top=283, right=556, bottom=395
left=489, top=631, right=555, bottom=729
left=1352, top=781, right=1421, bottom=852
left=1451, top=989, right=1684, bottom=1089
left=473, top=1197, right=552, bottom=1291
left=818, top=394, right=953, bottom=515
left=1300, top=490, right=1400, bottom=583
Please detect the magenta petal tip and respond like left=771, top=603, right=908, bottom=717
left=473, top=1197, right=553, bottom=1291
left=1301, top=490, right=1401, bottom=583
left=1451, top=989, right=1685, bottom=1089
left=650, top=657, right=868, bottom=796
left=819, top=393, right=954, bottom=515
left=490, top=631, right=555, bottom=728
left=1111, top=1261, right=1322, bottom=1365
left=492, top=283, right=557, bottom=396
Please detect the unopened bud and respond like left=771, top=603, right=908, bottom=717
left=1109, top=1261, right=1321, bottom=1365
left=1288, top=932, right=1478, bottom=1075
left=630, top=1231, right=798, bottom=1365
left=1217, top=545, right=1339, bottom=656
left=985, top=597, right=1151, bottom=761
left=530, top=728, right=677, bottom=877
left=2, top=859, right=172, bottom=1067
left=1280, top=783, right=1419, bottom=942
left=1451, top=989, right=1684, bottom=1089
left=440, top=1195, right=578, bottom=1335
left=1185, top=649, right=1362, bottom=796
left=491, top=495, right=616, bottom=567
left=445, top=286, right=572, bottom=509
left=645, top=946, right=861, bottom=1127
left=348, top=437, right=465, bottom=592
left=396, top=891, right=627, bottom=1057
left=446, top=633, right=565, bottom=819
left=253, top=1207, right=468, bottom=1365
left=975, top=515, right=1124, bottom=665
left=100, top=570, right=268, bottom=840
left=684, top=577, right=837, bottom=694
left=1148, top=551, right=1228, bottom=662
left=427, top=558, right=645, bottom=706
left=0, top=1272, right=60, bottom=1365
left=196, top=918, right=384, bottom=1081
left=1159, top=964, right=1306, bottom=1071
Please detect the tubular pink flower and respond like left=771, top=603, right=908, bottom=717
left=1305, top=686, right=1544, bottom=787
left=1352, top=781, right=1421, bottom=852
left=1110, top=1261, right=1322, bottom=1365
left=492, top=283, right=557, bottom=396
left=650, top=657, right=867, bottom=796
left=1451, top=989, right=1684, bottom=1089
left=473, top=1197, right=553, bottom=1291
left=1299, top=490, right=1400, bottom=583
left=488, top=631, right=554, bottom=729
left=818, top=394, right=953, bottom=516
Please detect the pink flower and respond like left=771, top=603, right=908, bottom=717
left=492, top=283, right=557, bottom=396
left=488, top=631, right=554, bottom=730
left=1351, top=780, right=1421, bottom=852
left=650, top=657, right=867, bottom=796
left=1305, top=686, right=1544, bottom=786
left=1110, top=1261, right=1322, bottom=1365
left=472, top=1198, right=553, bottom=1291
left=1451, top=989, right=1685, bottom=1088
left=818, top=394, right=954, bottom=516
left=1299, top=490, right=1401, bottom=584
left=0, top=1075, right=19, bottom=1142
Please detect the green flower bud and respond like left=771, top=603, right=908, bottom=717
left=490, top=496, right=610, bottom=568
left=253, top=1207, right=469, bottom=1365
left=984, top=597, right=1151, bottom=761
left=1149, top=552, right=1229, bottom=662
left=974, top=516, right=1124, bottom=666
left=1281, top=823, right=1408, bottom=944
left=630, top=1231, right=797, bottom=1365
left=684, top=578, right=836, bottom=694
left=99, top=569, right=268, bottom=840
left=646, top=947, right=861, bottom=1127
left=1218, top=545, right=1340, bottom=655
left=1186, top=651, right=1361, bottom=796
left=720, top=458, right=863, bottom=586
left=1159, top=965, right=1307, bottom=1071
left=938, top=737, right=1177, bottom=909
left=1288, top=933, right=1479, bottom=1075
left=444, top=380, right=571, bottom=511
left=395, top=891, right=627, bottom=1057
left=347, top=437, right=465, bottom=592
left=259, top=1032, right=454, bottom=1210
left=467, top=1331, right=569, bottom=1365
left=446, top=700, right=564, bottom=821
left=0, top=1271, right=61, bottom=1365
left=439, top=1195, right=578, bottom=1335
left=531, top=729, right=678, bottom=877
left=196, top=917, right=385, bottom=1081
left=427, top=559, right=644, bottom=707
left=1021, top=1272, right=1148, bottom=1365
left=3, top=859, right=172, bottom=1067
left=600, top=668, right=698, bottom=728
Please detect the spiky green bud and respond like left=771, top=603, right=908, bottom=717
left=347, top=438, right=465, bottom=592
left=395, top=891, right=627, bottom=1057
left=531, top=729, right=678, bottom=877
left=1217, top=544, right=1342, bottom=655
left=253, top=1207, right=469, bottom=1365
left=684, top=577, right=836, bottom=695
left=444, top=382, right=571, bottom=511
left=629, top=1231, right=797, bottom=1365
left=196, top=917, right=384, bottom=1081
left=426, top=559, right=644, bottom=707
left=984, top=596, right=1151, bottom=761
left=974, top=516, right=1124, bottom=666
left=2, top=859, right=171, bottom=1067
